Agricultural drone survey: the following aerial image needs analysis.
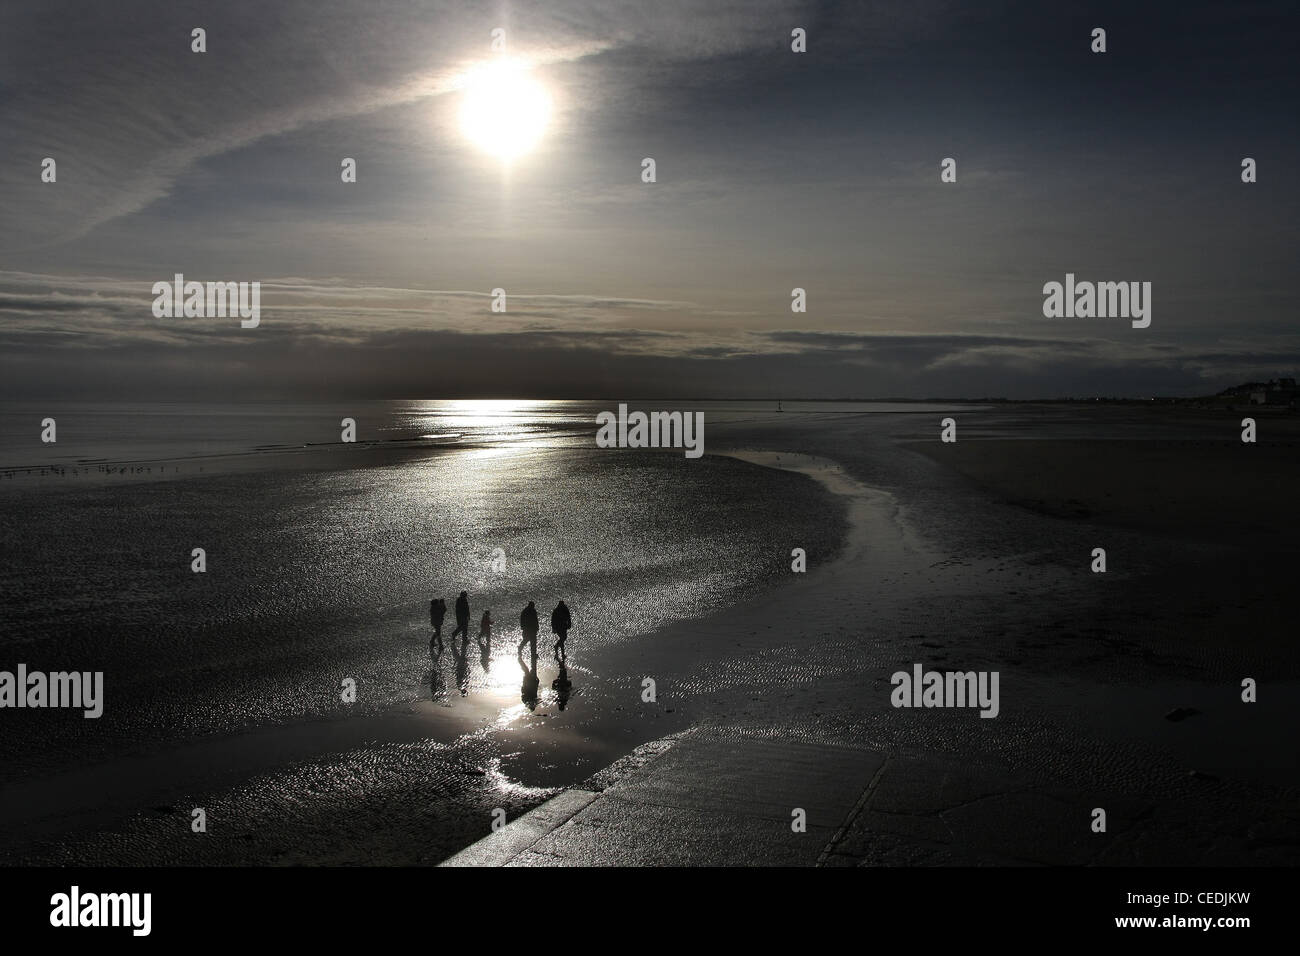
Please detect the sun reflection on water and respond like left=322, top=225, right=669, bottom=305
left=396, top=399, right=582, bottom=448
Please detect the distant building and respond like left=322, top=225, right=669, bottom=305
left=1267, top=378, right=1296, bottom=405
left=1244, top=378, right=1297, bottom=406
left=1205, top=378, right=1297, bottom=408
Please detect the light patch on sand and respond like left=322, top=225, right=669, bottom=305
left=483, top=756, right=561, bottom=800
left=717, top=450, right=932, bottom=570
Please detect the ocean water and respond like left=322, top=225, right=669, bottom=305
left=0, top=399, right=968, bottom=471
left=0, top=401, right=846, bottom=780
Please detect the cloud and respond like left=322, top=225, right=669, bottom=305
left=3, top=1, right=1296, bottom=401
left=2, top=270, right=1297, bottom=399
left=0, top=0, right=834, bottom=249
left=0, top=270, right=702, bottom=349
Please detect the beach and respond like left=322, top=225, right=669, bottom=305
left=1, top=401, right=1296, bottom=865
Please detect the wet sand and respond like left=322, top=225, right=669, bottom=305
left=456, top=427, right=1299, bottom=865
left=7, top=406, right=1298, bottom=865
left=908, top=436, right=1300, bottom=546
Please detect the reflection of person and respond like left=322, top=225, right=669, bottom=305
left=452, top=591, right=470, bottom=639
left=551, top=600, right=572, bottom=659
left=521, top=669, right=539, bottom=711
left=451, top=632, right=470, bottom=697
left=519, top=647, right=540, bottom=712
left=429, top=641, right=446, bottom=699
left=477, top=610, right=493, bottom=671
left=552, top=664, right=572, bottom=711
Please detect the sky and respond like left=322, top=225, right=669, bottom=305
left=1, top=0, right=1297, bottom=400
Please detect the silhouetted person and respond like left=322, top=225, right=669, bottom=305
left=519, top=601, right=539, bottom=657
left=552, top=663, right=572, bottom=711
left=452, top=591, right=470, bottom=640
left=551, top=600, right=572, bottom=660
left=429, top=598, right=446, bottom=652
left=430, top=597, right=447, bottom=643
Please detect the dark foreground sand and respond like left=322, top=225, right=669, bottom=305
left=909, top=436, right=1298, bottom=546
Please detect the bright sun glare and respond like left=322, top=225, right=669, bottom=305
left=458, top=59, right=552, bottom=161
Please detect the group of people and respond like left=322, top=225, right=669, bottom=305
left=428, top=592, right=575, bottom=711
left=429, top=592, right=573, bottom=660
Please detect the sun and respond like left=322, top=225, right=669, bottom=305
left=458, top=59, right=552, bottom=161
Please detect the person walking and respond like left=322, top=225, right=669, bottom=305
left=429, top=597, right=446, bottom=643
left=519, top=600, right=539, bottom=657
left=452, top=591, right=470, bottom=640
left=551, top=600, right=572, bottom=659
